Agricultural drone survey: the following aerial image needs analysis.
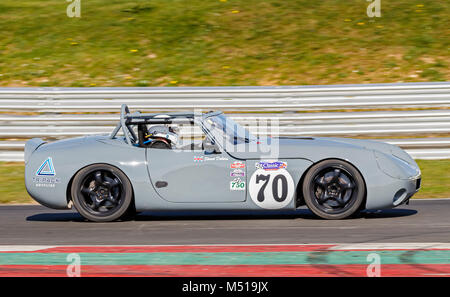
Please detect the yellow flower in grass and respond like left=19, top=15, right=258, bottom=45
left=231, top=10, right=240, bottom=14
left=416, top=4, right=424, bottom=8
left=344, top=19, right=351, bottom=22
left=170, top=80, right=178, bottom=84
left=357, top=22, right=365, bottom=26
left=130, top=49, right=138, bottom=53
left=222, top=66, right=230, bottom=69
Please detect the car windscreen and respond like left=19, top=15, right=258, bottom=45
left=203, top=114, right=257, bottom=145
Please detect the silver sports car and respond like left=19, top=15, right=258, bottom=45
left=25, top=105, right=421, bottom=221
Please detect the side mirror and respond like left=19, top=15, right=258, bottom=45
left=204, top=138, right=220, bottom=155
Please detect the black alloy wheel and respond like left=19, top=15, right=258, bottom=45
left=71, top=164, right=134, bottom=222
left=302, top=159, right=365, bottom=219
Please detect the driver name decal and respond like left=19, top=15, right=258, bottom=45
left=194, top=156, right=229, bottom=162
left=204, top=156, right=229, bottom=161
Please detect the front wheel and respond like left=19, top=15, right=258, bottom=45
left=71, top=164, right=134, bottom=222
left=302, top=159, right=365, bottom=220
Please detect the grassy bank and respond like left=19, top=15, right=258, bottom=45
left=0, top=0, right=448, bottom=87
left=0, top=160, right=448, bottom=204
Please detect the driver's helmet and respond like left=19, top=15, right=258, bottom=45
left=147, top=125, right=178, bottom=144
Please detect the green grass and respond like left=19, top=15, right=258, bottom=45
left=0, top=0, right=448, bottom=87
left=0, top=160, right=448, bottom=204
left=0, top=163, right=30, bottom=204
left=415, top=160, right=450, bottom=199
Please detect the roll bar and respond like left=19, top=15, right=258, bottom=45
left=110, top=104, right=137, bottom=145
left=110, top=104, right=209, bottom=145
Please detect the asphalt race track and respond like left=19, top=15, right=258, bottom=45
left=0, top=199, right=449, bottom=245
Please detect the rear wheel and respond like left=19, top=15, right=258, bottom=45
left=71, top=164, right=134, bottom=222
left=302, top=159, right=365, bottom=220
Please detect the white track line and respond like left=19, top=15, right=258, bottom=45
left=0, top=246, right=57, bottom=252
left=331, top=243, right=450, bottom=250
left=1, top=243, right=450, bottom=252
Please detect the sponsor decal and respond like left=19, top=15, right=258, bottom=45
left=34, top=157, right=60, bottom=187
left=230, top=169, right=245, bottom=177
left=230, top=178, right=246, bottom=191
left=32, top=176, right=61, bottom=188
left=36, top=157, right=56, bottom=176
left=230, top=161, right=245, bottom=169
left=255, top=160, right=287, bottom=171
left=193, top=156, right=204, bottom=162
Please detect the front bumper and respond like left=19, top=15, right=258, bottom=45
left=394, top=175, right=421, bottom=206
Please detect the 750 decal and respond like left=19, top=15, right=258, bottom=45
left=230, top=178, right=246, bottom=191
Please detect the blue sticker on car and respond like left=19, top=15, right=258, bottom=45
left=255, top=161, right=287, bottom=171
left=36, top=157, right=56, bottom=176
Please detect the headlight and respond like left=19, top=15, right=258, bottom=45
left=374, top=150, right=420, bottom=180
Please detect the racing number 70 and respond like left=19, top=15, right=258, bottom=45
left=255, top=174, right=288, bottom=202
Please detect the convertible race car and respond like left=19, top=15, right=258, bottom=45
left=25, top=105, right=421, bottom=221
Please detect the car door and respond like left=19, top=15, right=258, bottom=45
left=146, top=147, right=246, bottom=203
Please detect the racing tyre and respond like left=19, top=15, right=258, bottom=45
left=71, top=164, right=134, bottom=222
left=302, top=159, right=365, bottom=220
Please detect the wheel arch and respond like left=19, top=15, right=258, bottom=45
left=295, top=157, right=367, bottom=210
left=65, top=162, right=136, bottom=211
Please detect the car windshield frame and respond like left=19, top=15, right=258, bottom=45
left=202, top=113, right=257, bottom=145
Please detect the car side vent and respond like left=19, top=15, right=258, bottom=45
left=155, top=181, right=168, bottom=188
